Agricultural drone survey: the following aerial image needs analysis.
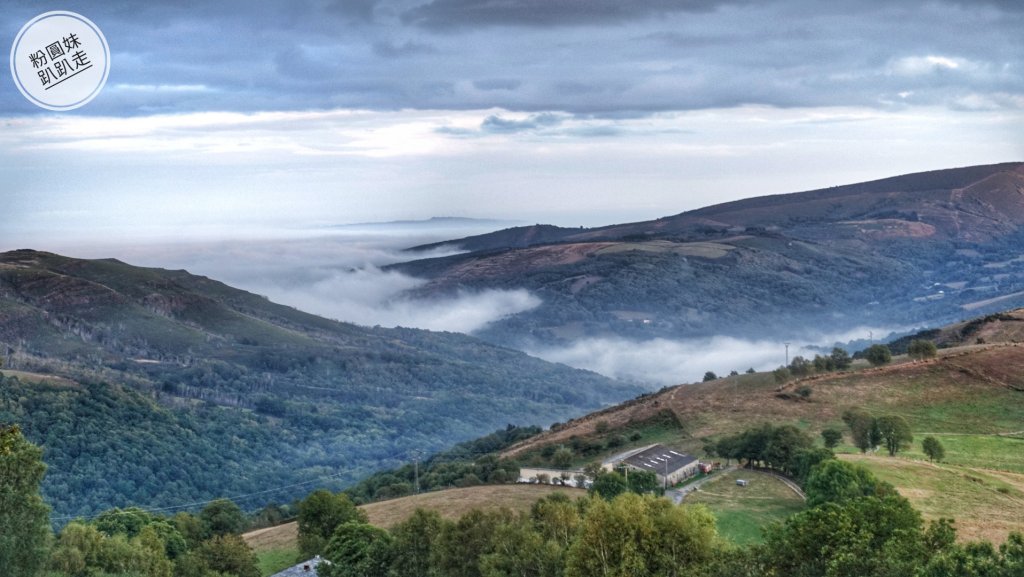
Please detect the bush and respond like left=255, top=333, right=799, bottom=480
left=864, top=344, right=892, bottom=366
left=908, top=339, right=938, bottom=360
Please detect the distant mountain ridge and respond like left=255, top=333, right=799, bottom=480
left=410, top=162, right=1024, bottom=250
left=393, top=162, right=1024, bottom=346
left=0, top=249, right=640, bottom=519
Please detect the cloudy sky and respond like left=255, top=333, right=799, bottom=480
left=1, top=0, right=1021, bottom=251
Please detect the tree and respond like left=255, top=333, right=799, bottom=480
left=703, top=371, right=718, bottom=382
left=813, top=354, right=834, bottom=372
left=431, top=508, right=514, bottom=577
left=763, top=424, right=814, bottom=476
left=821, top=428, right=843, bottom=449
left=200, top=498, right=248, bottom=538
left=50, top=521, right=174, bottom=577
left=772, top=367, right=791, bottom=384
left=195, top=534, right=260, bottom=577
left=876, top=415, right=913, bottom=456
left=589, top=471, right=629, bottom=500
left=791, top=448, right=835, bottom=484
left=627, top=469, right=659, bottom=494
left=390, top=509, right=444, bottom=577
left=804, top=459, right=894, bottom=507
left=551, top=447, right=574, bottom=469
left=531, top=493, right=582, bottom=548
left=565, top=494, right=720, bottom=577
left=830, top=347, right=853, bottom=370
left=298, top=490, right=367, bottom=557
left=842, top=408, right=876, bottom=453
left=922, top=436, right=946, bottom=462
left=788, top=356, right=811, bottom=377
left=745, top=367, right=756, bottom=374
left=763, top=494, right=927, bottom=577
left=320, top=522, right=394, bottom=577
left=479, top=517, right=563, bottom=577
left=0, top=424, right=50, bottom=577
left=908, top=339, right=938, bottom=360
left=864, top=344, right=892, bottom=366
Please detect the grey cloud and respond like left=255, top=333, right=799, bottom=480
left=372, top=39, right=437, bottom=57
left=473, top=79, right=522, bottom=91
left=402, top=0, right=741, bottom=30
left=2, top=0, right=1021, bottom=117
left=480, top=112, right=563, bottom=133
left=326, top=0, right=383, bottom=23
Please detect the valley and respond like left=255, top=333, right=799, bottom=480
left=0, top=250, right=639, bottom=520
left=395, top=163, right=1024, bottom=349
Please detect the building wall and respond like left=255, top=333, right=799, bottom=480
left=518, top=467, right=583, bottom=481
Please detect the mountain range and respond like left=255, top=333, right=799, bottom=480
left=396, top=162, right=1024, bottom=346
left=4, top=161, right=1024, bottom=520
left=0, top=249, right=639, bottom=519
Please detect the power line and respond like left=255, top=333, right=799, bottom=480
left=50, top=469, right=353, bottom=523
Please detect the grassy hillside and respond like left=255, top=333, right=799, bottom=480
left=686, top=469, right=806, bottom=546
left=843, top=453, right=1024, bottom=544
left=496, top=335, right=1024, bottom=542
left=0, top=250, right=640, bottom=520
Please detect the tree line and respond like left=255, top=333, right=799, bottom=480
left=1, top=423, right=263, bottom=577
left=296, top=454, right=1024, bottom=577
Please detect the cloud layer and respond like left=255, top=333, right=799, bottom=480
left=56, top=230, right=542, bottom=335
left=530, top=328, right=903, bottom=386
left=2, top=1, right=1021, bottom=115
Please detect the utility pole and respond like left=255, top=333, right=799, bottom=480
left=784, top=342, right=790, bottom=366
left=412, top=450, right=422, bottom=494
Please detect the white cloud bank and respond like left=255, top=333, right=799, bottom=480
left=62, top=230, right=542, bottom=335
left=530, top=327, right=904, bottom=386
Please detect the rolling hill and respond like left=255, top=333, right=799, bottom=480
left=489, top=313, right=1024, bottom=543
left=395, top=162, right=1024, bottom=346
left=244, top=310, right=1024, bottom=561
left=0, top=249, right=640, bottom=520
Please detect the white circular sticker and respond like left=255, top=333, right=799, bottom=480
left=10, top=11, right=110, bottom=111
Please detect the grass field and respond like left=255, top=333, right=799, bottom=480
left=243, top=484, right=587, bottom=555
left=256, top=548, right=301, bottom=577
left=902, top=434, right=1024, bottom=473
left=686, top=470, right=806, bottom=545
left=844, top=453, right=1024, bottom=543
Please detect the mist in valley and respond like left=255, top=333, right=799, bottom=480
left=51, top=226, right=911, bottom=388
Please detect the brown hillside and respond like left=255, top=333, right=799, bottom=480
left=502, top=342, right=1024, bottom=458
left=243, top=485, right=585, bottom=552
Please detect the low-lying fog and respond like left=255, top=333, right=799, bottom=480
left=50, top=226, right=905, bottom=388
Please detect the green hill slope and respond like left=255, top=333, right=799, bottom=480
left=491, top=332, right=1024, bottom=542
left=0, top=250, right=640, bottom=520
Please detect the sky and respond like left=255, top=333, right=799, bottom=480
left=3, top=0, right=1019, bottom=384
left=1, top=0, right=1022, bottom=250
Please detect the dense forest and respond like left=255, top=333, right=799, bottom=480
left=0, top=251, right=641, bottom=520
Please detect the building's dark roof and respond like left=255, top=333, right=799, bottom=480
left=269, top=557, right=322, bottom=577
left=621, top=444, right=697, bottom=475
